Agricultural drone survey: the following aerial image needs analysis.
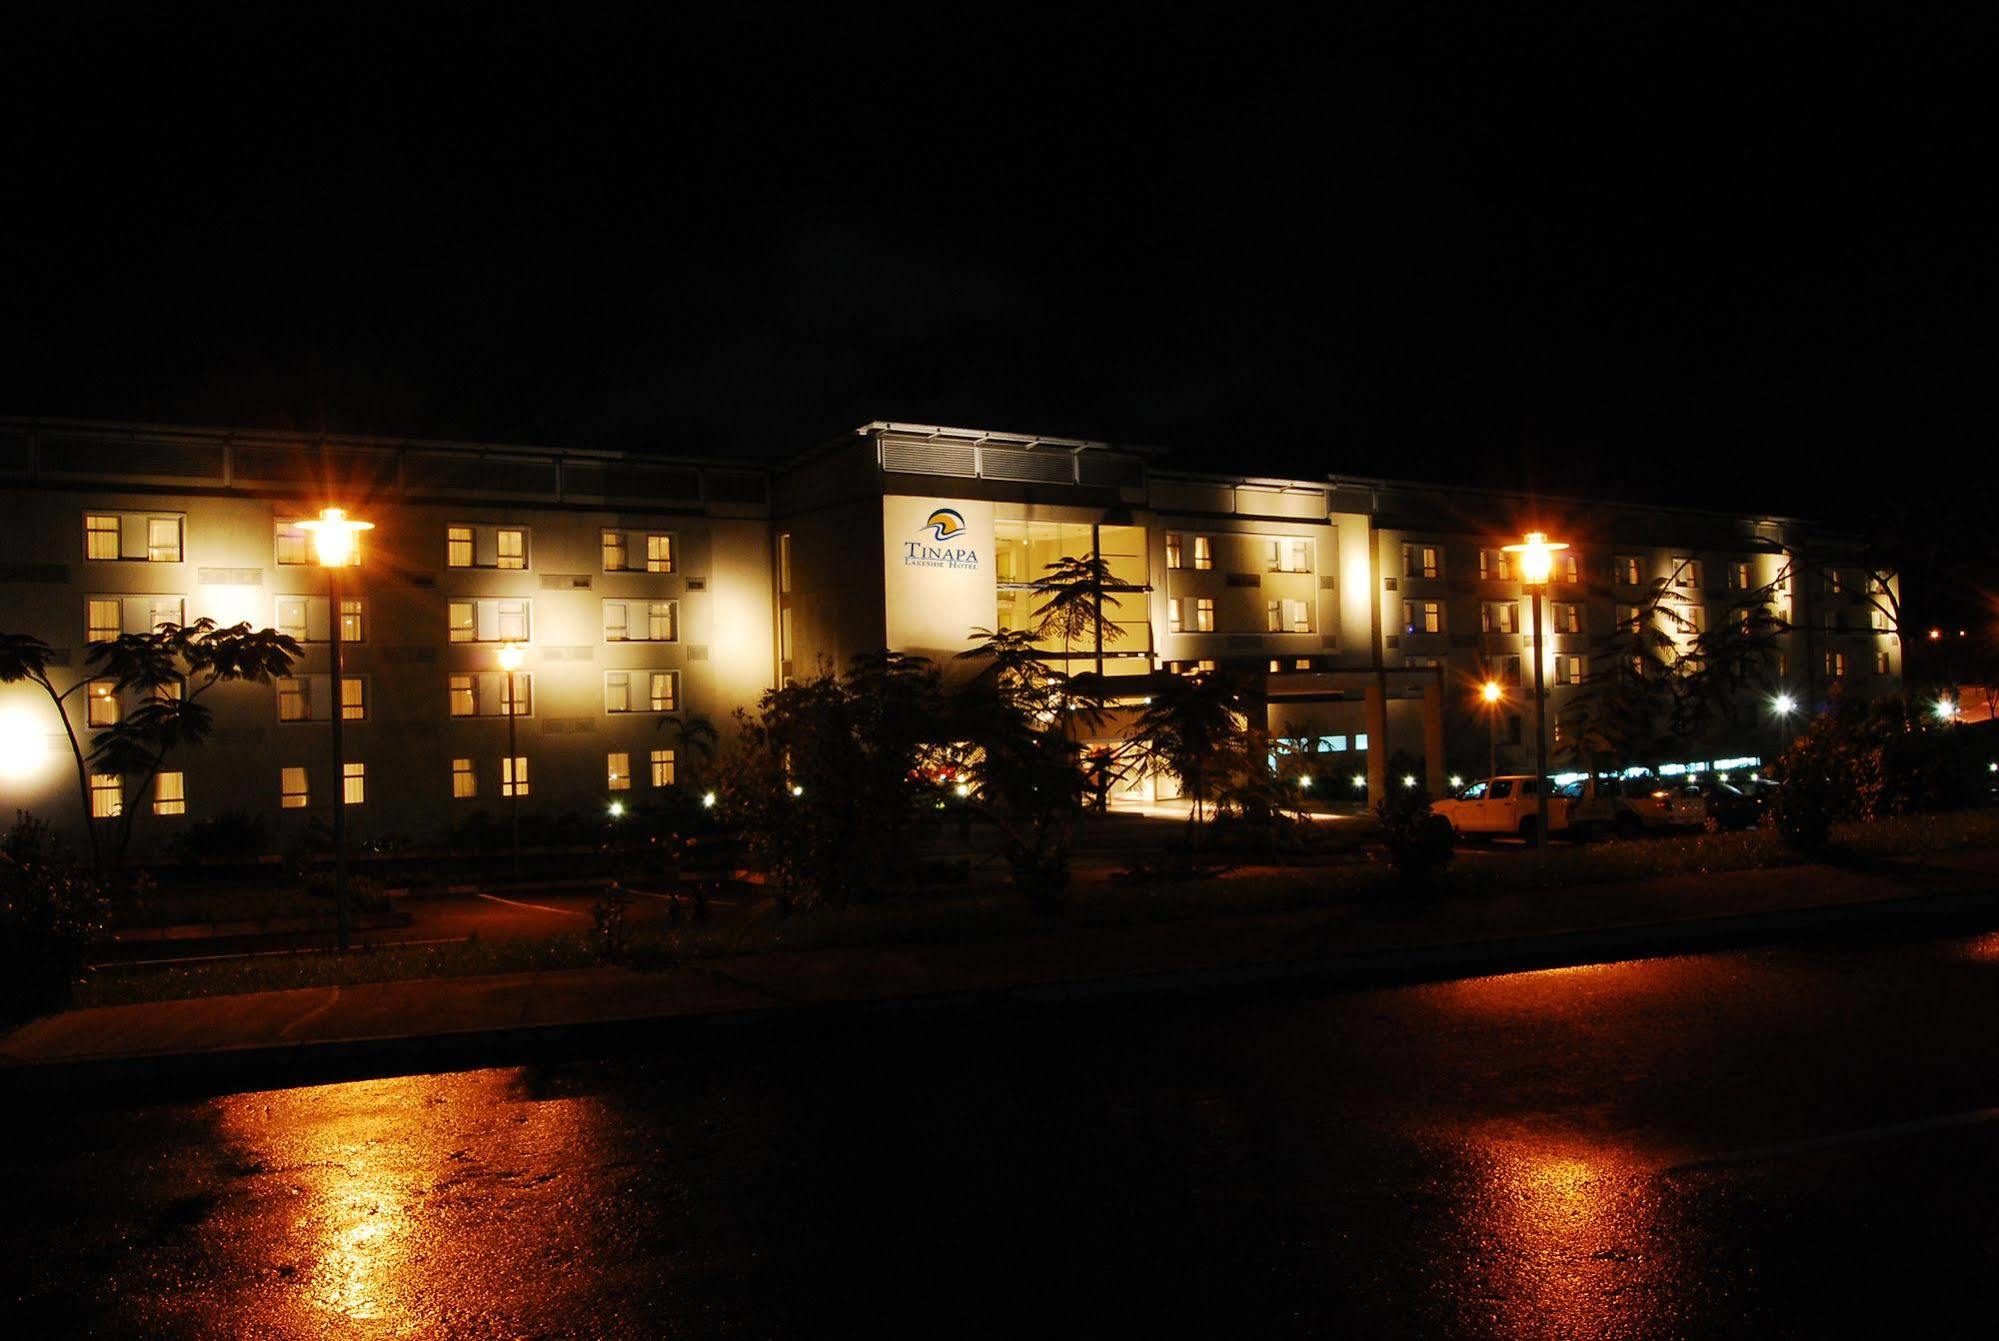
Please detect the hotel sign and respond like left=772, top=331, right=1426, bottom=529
left=902, top=507, right=981, bottom=571
left=882, top=496, right=995, bottom=672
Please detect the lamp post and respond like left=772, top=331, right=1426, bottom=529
left=295, top=507, right=373, bottom=952
left=497, top=641, right=526, bottom=880
left=1480, top=679, right=1503, bottom=781
left=1503, top=531, right=1568, bottom=853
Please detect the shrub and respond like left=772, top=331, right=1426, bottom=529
left=1771, top=695, right=1977, bottom=853
left=165, top=809, right=270, bottom=866
left=0, top=813, right=109, bottom=1021
left=1375, top=788, right=1455, bottom=885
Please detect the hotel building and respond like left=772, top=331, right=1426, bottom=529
left=0, top=417, right=1899, bottom=851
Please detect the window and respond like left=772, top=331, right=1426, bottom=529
left=779, top=534, right=792, bottom=593
left=448, top=598, right=532, bottom=643
left=87, top=680, right=119, bottom=727
left=448, top=524, right=529, bottom=570
left=449, top=674, right=476, bottom=717
left=1618, top=604, right=1644, bottom=633
left=278, top=677, right=310, bottom=722
left=90, top=773, right=122, bottom=818
left=276, top=598, right=308, bottom=641
left=501, top=756, right=528, bottom=798
left=603, top=599, right=678, bottom=642
left=650, top=749, right=676, bottom=787
left=780, top=607, right=793, bottom=664
left=1674, top=558, right=1702, bottom=589
left=1481, top=602, right=1520, bottom=635
left=1170, top=659, right=1217, bottom=675
left=1554, top=655, right=1584, bottom=686
left=448, top=526, right=474, bottom=567
left=497, top=600, right=529, bottom=642
left=1825, top=651, right=1847, bottom=680
left=1265, top=538, right=1311, bottom=573
left=1403, top=544, right=1440, bottom=579
left=341, top=678, right=367, bottom=721
left=340, top=599, right=364, bottom=643
left=608, top=752, right=631, bottom=791
left=452, top=757, right=477, bottom=799
left=1875, top=650, right=1892, bottom=676
left=647, top=534, right=673, bottom=573
left=148, top=598, right=184, bottom=631
left=343, top=762, right=366, bottom=805
left=604, top=604, right=629, bottom=641
left=1679, top=605, right=1705, bottom=636
left=1403, top=601, right=1441, bottom=635
left=1266, top=599, right=1310, bottom=633
left=1194, top=597, right=1214, bottom=632
left=1491, top=655, right=1523, bottom=686
left=602, top=530, right=629, bottom=571
left=495, top=528, right=526, bottom=570
left=281, top=766, right=309, bottom=809
left=449, top=602, right=476, bottom=642
left=153, top=771, right=186, bottom=816
left=275, top=524, right=310, bottom=566
left=1168, top=598, right=1184, bottom=634
left=1555, top=552, right=1579, bottom=584
left=1550, top=603, right=1582, bottom=635
left=85, top=514, right=120, bottom=560
left=605, top=672, right=632, bottom=713
left=1870, top=606, right=1892, bottom=632
left=501, top=672, right=532, bottom=717
left=1615, top=555, right=1644, bottom=586
left=1479, top=548, right=1514, bottom=581
left=649, top=671, right=678, bottom=712
left=87, top=599, right=120, bottom=643
left=1165, top=533, right=1184, bottom=570
left=1825, top=570, right=1845, bottom=597
left=1729, top=560, right=1753, bottom=591
left=1192, top=536, right=1213, bottom=570
left=147, top=517, right=183, bottom=563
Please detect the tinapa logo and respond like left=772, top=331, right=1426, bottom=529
left=921, top=508, right=967, bottom=542
left=903, top=505, right=979, bottom=571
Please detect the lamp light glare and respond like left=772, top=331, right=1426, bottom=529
left=1351, top=773, right=1366, bottom=788
left=608, top=801, right=624, bottom=818
left=1502, top=530, right=1568, bottom=586
left=1481, top=680, right=1503, bottom=704
left=702, top=790, right=718, bottom=808
left=0, top=709, right=49, bottom=781
left=1772, top=693, right=1796, bottom=716
left=496, top=642, right=526, bottom=673
left=1298, top=775, right=1312, bottom=789
left=294, top=506, right=373, bottom=568
left=1449, top=774, right=1463, bottom=788
left=791, top=785, right=804, bottom=797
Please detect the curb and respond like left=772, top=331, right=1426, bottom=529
left=8, top=886, right=1998, bottom=1106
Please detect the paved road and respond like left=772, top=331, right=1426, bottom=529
left=9, top=926, right=1997, bottom=1337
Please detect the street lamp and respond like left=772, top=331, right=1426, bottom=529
left=294, top=506, right=373, bottom=951
left=1480, top=678, right=1504, bottom=781
left=497, top=640, right=527, bottom=880
left=1502, top=530, right=1568, bottom=853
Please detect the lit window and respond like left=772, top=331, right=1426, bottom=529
left=1618, top=604, right=1644, bottom=633
left=276, top=597, right=309, bottom=641
left=447, top=526, right=474, bottom=567
left=1825, top=651, right=1846, bottom=680
left=1168, top=598, right=1184, bottom=633
left=1265, top=538, right=1310, bottom=573
left=1729, top=560, right=1753, bottom=590
left=153, top=771, right=186, bottom=816
left=1403, top=601, right=1441, bottom=635
left=278, top=677, right=309, bottom=722
left=780, top=607, right=793, bottom=662
left=1192, top=536, right=1213, bottom=571
left=496, top=528, right=527, bottom=570
left=1875, top=650, right=1891, bottom=676
left=147, top=517, right=183, bottom=563
left=649, top=672, right=678, bottom=712
left=1680, top=606, right=1705, bottom=635
left=148, top=598, right=182, bottom=631
left=1266, top=600, right=1282, bottom=632
left=1674, top=558, right=1702, bottom=588
left=1281, top=598, right=1310, bottom=632
left=1554, top=655, right=1584, bottom=686
left=646, top=534, right=674, bottom=573
left=275, top=524, right=309, bottom=565
left=607, top=752, right=630, bottom=791
left=452, top=757, right=477, bottom=799
left=85, top=514, right=120, bottom=560
left=1165, top=533, right=1184, bottom=570
left=502, top=756, right=528, bottom=798
left=449, top=674, right=475, bottom=717
left=497, top=600, right=529, bottom=642
left=647, top=602, right=676, bottom=641
left=87, top=772, right=122, bottom=818
left=87, top=680, right=119, bottom=727
left=1194, top=598, right=1214, bottom=632
left=501, top=672, right=531, bottom=717
left=1555, top=552, right=1579, bottom=584
left=343, top=761, right=366, bottom=805
left=340, top=599, right=364, bottom=643
left=1403, top=544, right=1439, bottom=579
left=1482, top=602, right=1519, bottom=635
left=1479, top=549, right=1514, bottom=581
left=602, top=530, right=628, bottom=571
left=87, top=599, right=120, bottom=643
left=650, top=749, right=676, bottom=787
left=605, top=672, right=632, bottom=713
left=779, top=534, right=792, bottom=592
left=281, top=766, right=309, bottom=809
left=1616, top=555, right=1643, bottom=586
left=449, top=601, right=475, bottom=642
left=341, top=678, right=366, bottom=721
left=1551, top=603, right=1583, bottom=634
left=604, top=604, right=629, bottom=641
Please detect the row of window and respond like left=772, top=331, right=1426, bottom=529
left=82, top=597, right=678, bottom=647
left=90, top=750, right=684, bottom=819
left=1165, top=597, right=1315, bottom=635
left=259, top=670, right=682, bottom=722
left=1164, top=533, right=1314, bottom=574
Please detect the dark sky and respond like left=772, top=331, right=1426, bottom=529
left=5, top=8, right=1994, bottom=567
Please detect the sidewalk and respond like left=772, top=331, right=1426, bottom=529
left=7, top=852, right=1999, bottom=1100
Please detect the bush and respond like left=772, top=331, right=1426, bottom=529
left=0, top=813, right=109, bottom=1022
left=1375, top=788, right=1455, bottom=885
left=165, top=809, right=269, bottom=866
left=1771, top=695, right=1978, bottom=854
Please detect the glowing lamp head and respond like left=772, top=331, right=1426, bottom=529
left=1449, top=774, right=1463, bottom=789
left=608, top=801, right=625, bottom=818
left=1934, top=698, right=1959, bottom=722
left=0, top=708, right=50, bottom=781
left=294, top=506, right=373, bottom=568
left=1351, top=773, right=1366, bottom=789
left=1502, top=530, right=1568, bottom=585
left=1772, top=693, right=1797, bottom=717
left=496, top=643, right=526, bottom=673
left=702, top=790, right=718, bottom=808
left=1481, top=680, right=1503, bottom=705
left=954, top=782, right=971, bottom=798
left=791, top=785, right=804, bottom=797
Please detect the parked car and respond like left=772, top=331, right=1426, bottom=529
left=1561, top=773, right=1708, bottom=838
left=1689, top=776, right=1778, bottom=831
left=1432, top=775, right=1573, bottom=842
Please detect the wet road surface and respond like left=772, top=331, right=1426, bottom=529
left=8, top=927, right=1999, bottom=1337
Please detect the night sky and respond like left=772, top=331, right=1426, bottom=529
left=6, top=9, right=1994, bottom=613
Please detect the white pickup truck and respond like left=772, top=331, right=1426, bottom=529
left=1430, top=775, right=1573, bottom=842
left=1560, top=774, right=1708, bottom=838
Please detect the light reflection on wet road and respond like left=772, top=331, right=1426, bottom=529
left=6, top=928, right=1998, bottom=1337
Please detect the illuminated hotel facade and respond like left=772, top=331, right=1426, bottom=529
left=1, top=417, right=1900, bottom=850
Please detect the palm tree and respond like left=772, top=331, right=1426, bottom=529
left=1131, top=670, right=1248, bottom=847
